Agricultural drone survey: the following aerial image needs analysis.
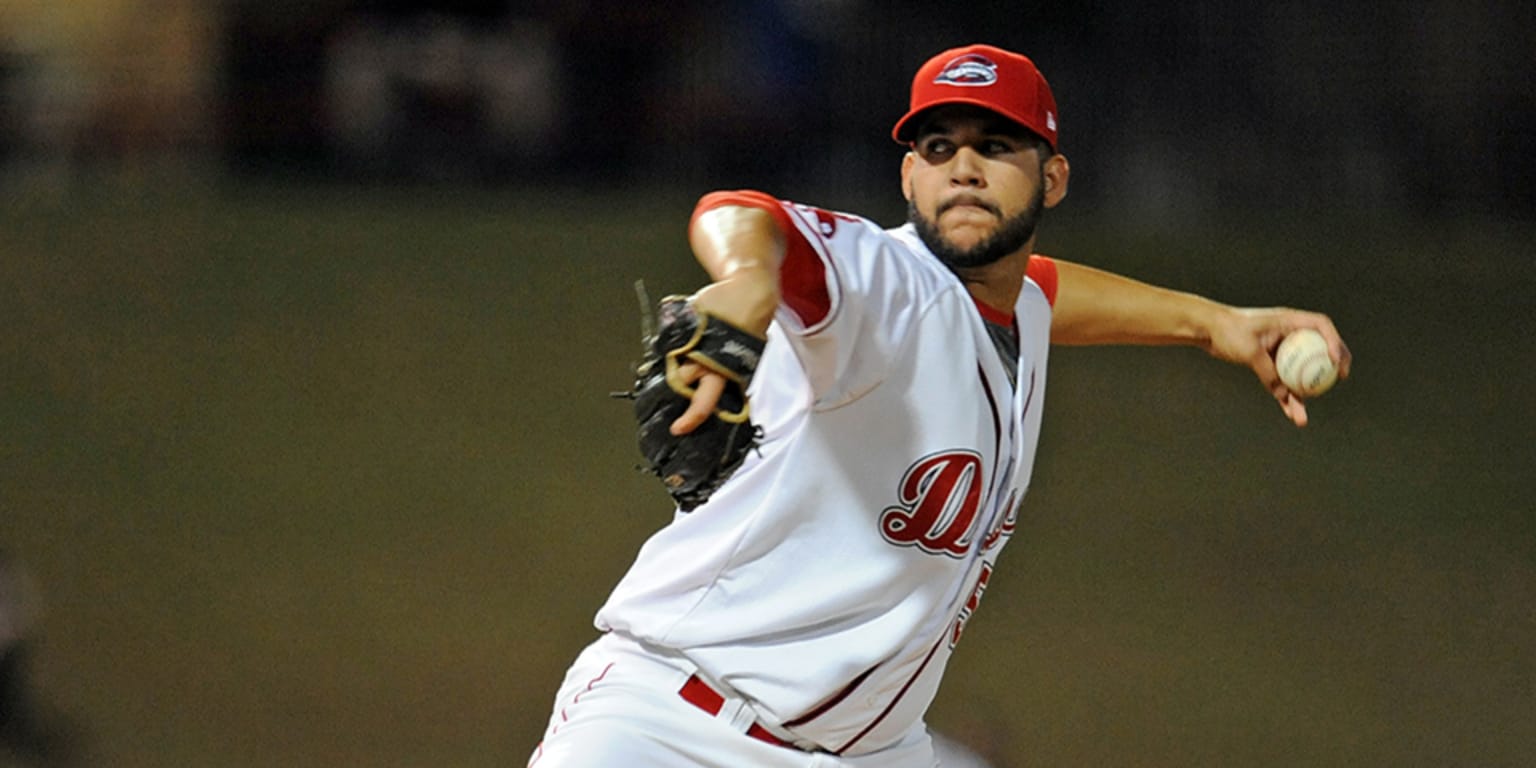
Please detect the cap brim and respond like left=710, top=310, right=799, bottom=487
left=891, top=98, right=1048, bottom=146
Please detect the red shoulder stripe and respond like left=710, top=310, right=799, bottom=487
left=1026, top=254, right=1058, bottom=307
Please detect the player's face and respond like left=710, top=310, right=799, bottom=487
left=901, top=107, right=1067, bottom=270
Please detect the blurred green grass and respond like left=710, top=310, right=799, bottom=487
left=1, top=184, right=1532, bottom=767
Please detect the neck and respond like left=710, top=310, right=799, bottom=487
left=953, top=249, right=1031, bottom=316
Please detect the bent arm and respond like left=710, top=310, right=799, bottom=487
left=688, top=204, right=786, bottom=338
left=668, top=202, right=787, bottom=434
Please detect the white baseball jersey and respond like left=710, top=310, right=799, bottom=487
left=593, top=190, right=1058, bottom=757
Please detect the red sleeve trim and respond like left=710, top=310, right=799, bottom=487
left=690, top=190, right=832, bottom=327
left=691, top=190, right=794, bottom=237
left=1026, top=254, right=1058, bottom=307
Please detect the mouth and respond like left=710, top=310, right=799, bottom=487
left=938, top=196, right=999, bottom=218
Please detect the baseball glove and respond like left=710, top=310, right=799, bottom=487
left=621, top=291, right=765, bottom=511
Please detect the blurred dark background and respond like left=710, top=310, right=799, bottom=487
left=1, top=1, right=1532, bottom=767
left=3, top=0, right=1534, bottom=216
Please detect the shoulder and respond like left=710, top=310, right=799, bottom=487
left=1026, top=254, right=1058, bottom=307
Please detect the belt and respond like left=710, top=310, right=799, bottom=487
left=678, top=673, right=796, bottom=749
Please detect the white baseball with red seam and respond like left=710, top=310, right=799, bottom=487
left=1275, top=328, right=1337, bottom=397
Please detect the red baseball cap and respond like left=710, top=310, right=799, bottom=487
left=891, top=44, right=1059, bottom=150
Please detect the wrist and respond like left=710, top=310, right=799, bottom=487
left=692, top=267, right=780, bottom=338
left=1195, top=301, right=1249, bottom=361
left=1189, top=297, right=1235, bottom=349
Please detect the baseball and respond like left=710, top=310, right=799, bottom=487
left=1275, top=328, right=1337, bottom=397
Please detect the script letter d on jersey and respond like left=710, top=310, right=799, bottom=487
left=880, top=451, right=985, bottom=558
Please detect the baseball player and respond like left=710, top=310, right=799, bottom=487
left=529, top=43, right=1351, bottom=767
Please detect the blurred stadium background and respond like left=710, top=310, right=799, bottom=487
left=1, top=1, right=1532, bottom=766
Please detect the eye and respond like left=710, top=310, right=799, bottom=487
left=979, top=139, right=1015, bottom=156
left=918, top=138, right=955, bottom=162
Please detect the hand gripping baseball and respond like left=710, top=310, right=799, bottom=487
left=1207, top=307, right=1351, bottom=427
left=623, top=294, right=765, bottom=511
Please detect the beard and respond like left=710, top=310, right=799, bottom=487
left=908, top=186, right=1045, bottom=271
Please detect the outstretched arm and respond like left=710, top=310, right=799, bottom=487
left=1050, top=258, right=1352, bottom=427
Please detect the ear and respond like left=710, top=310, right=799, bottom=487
left=900, top=151, right=915, bottom=202
left=1042, top=153, right=1070, bottom=208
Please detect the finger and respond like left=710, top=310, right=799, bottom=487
left=1335, top=337, right=1353, bottom=379
left=1280, top=391, right=1309, bottom=428
left=666, top=361, right=713, bottom=399
left=671, top=374, right=727, bottom=435
left=1262, top=366, right=1309, bottom=428
left=1303, top=314, right=1351, bottom=379
left=1252, top=348, right=1281, bottom=385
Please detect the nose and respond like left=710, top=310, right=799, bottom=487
left=949, top=146, right=985, bottom=187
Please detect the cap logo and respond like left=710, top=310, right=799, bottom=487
left=934, top=54, right=997, bottom=87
